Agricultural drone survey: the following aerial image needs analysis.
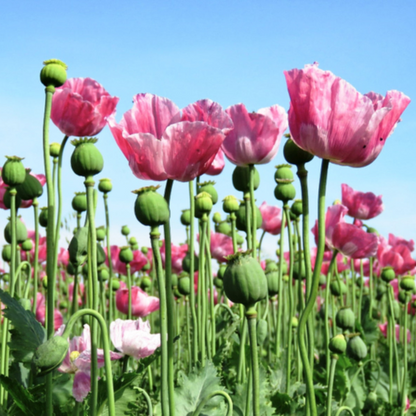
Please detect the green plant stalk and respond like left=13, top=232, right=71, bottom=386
left=126, top=263, right=132, bottom=320
left=358, top=260, right=364, bottom=324
left=199, top=215, right=207, bottom=364
left=150, top=226, right=170, bottom=416
left=351, top=259, right=356, bottom=313
left=103, top=193, right=114, bottom=325
left=275, top=200, right=287, bottom=358
left=192, top=391, right=233, bottom=416
left=246, top=307, right=260, bottom=416
left=283, top=205, right=294, bottom=393
left=334, top=407, right=355, bottom=416
left=230, top=213, right=238, bottom=253
left=368, top=258, right=374, bottom=320
left=21, top=262, right=33, bottom=298
left=326, top=355, right=338, bottom=416
left=249, top=164, right=257, bottom=259
left=163, top=179, right=176, bottom=416
left=237, top=315, right=248, bottom=384
left=186, top=297, right=192, bottom=371
left=63, top=308, right=116, bottom=416
left=244, top=193, right=252, bottom=252
left=85, top=176, right=100, bottom=415
left=387, top=284, right=401, bottom=395
left=297, top=159, right=329, bottom=416
left=401, top=293, right=409, bottom=415
left=296, top=163, right=315, bottom=377
left=32, top=200, right=40, bottom=314
left=134, top=387, right=153, bottom=416
left=257, top=229, right=266, bottom=262
left=42, top=85, right=56, bottom=416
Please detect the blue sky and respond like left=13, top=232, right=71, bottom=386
left=1, top=1, right=415, bottom=259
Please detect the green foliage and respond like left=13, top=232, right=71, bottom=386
left=0, top=289, right=46, bottom=362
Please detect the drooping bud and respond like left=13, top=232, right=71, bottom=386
left=380, top=266, right=395, bottom=283
left=4, top=217, right=28, bottom=244
left=180, top=209, right=191, bottom=226
left=96, top=226, right=106, bottom=242
left=329, top=334, right=347, bottom=354
left=119, top=246, right=133, bottom=264
left=39, top=207, right=48, bottom=227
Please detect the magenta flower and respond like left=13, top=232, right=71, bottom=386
left=378, top=236, right=416, bottom=275
left=222, top=103, right=288, bottom=166
left=116, top=286, right=159, bottom=317
left=341, top=184, right=383, bottom=220
left=110, top=318, right=161, bottom=359
left=160, top=241, right=188, bottom=274
left=108, top=94, right=232, bottom=182
left=56, top=324, right=122, bottom=402
left=284, top=63, right=410, bottom=167
left=378, top=322, right=411, bottom=343
left=259, top=201, right=283, bottom=235
left=209, top=232, right=234, bottom=262
left=35, top=292, right=63, bottom=331
left=105, top=246, right=148, bottom=275
left=51, top=78, right=119, bottom=137
left=205, top=149, right=225, bottom=176
left=388, top=233, right=414, bottom=252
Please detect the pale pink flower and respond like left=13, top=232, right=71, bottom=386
left=388, top=233, right=415, bottom=252
left=160, top=241, right=188, bottom=274
left=110, top=318, right=161, bottom=360
left=378, top=236, right=416, bottom=275
left=105, top=246, right=148, bottom=275
left=378, top=322, right=411, bottom=343
left=35, top=292, right=63, bottom=331
left=116, top=286, right=159, bottom=317
left=341, top=184, right=383, bottom=220
left=259, top=201, right=283, bottom=235
left=209, top=232, right=233, bottom=262
left=284, top=63, right=410, bottom=167
left=222, top=103, right=287, bottom=166
left=51, top=78, right=119, bottom=137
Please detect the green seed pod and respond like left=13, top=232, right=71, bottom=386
left=275, top=164, right=294, bottom=182
left=96, top=227, right=106, bottom=242
left=171, top=273, right=178, bottom=288
left=72, top=193, right=87, bottom=213
left=195, top=192, right=213, bottom=218
left=274, top=183, right=296, bottom=203
left=364, top=391, right=378, bottom=410
left=16, top=169, right=43, bottom=201
left=70, top=138, right=104, bottom=177
left=198, top=181, right=218, bottom=205
left=335, top=307, right=355, bottom=331
left=265, top=261, right=278, bottom=273
left=32, top=336, right=69, bottom=375
left=180, top=209, right=191, bottom=226
left=2, top=273, right=10, bottom=282
left=140, top=276, right=152, bottom=290
left=182, top=252, right=199, bottom=272
left=236, top=233, right=244, bottom=246
left=380, top=266, right=395, bottom=283
left=214, top=277, right=223, bottom=289
left=119, top=246, right=133, bottom=264
left=292, top=316, right=299, bottom=328
left=400, top=276, right=415, bottom=292
left=178, top=275, right=191, bottom=296
left=49, top=142, right=61, bottom=158
left=3, top=187, right=22, bottom=211
left=256, top=319, right=268, bottom=345
left=142, top=261, right=151, bottom=271
left=68, top=227, right=89, bottom=267
left=98, top=267, right=109, bottom=282
left=318, top=303, right=333, bottom=320
left=217, top=264, right=227, bottom=280
left=121, top=225, right=130, bottom=236
left=98, top=178, right=112, bottom=193
left=347, top=335, right=368, bottom=361
left=223, top=195, right=239, bottom=213
left=330, top=279, right=347, bottom=297
left=232, top=166, right=260, bottom=193
left=329, top=334, right=347, bottom=354
left=96, top=243, right=106, bottom=266
left=215, top=221, right=232, bottom=236
left=223, top=251, right=268, bottom=308
left=42, top=277, right=48, bottom=289
left=21, top=239, right=33, bottom=252
left=376, top=283, right=387, bottom=300
left=319, top=274, right=327, bottom=286
left=212, top=212, right=222, bottom=224
left=111, top=280, right=121, bottom=291
left=2, top=156, right=26, bottom=187
left=392, top=300, right=400, bottom=320
left=141, top=246, right=149, bottom=255
left=266, top=270, right=279, bottom=296
left=40, top=59, right=68, bottom=88
left=398, top=290, right=408, bottom=305
left=2, top=245, right=11, bottom=262
left=4, top=217, right=28, bottom=244
left=235, top=201, right=262, bottom=232
left=59, top=301, right=68, bottom=310
left=291, top=200, right=303, bottom=217
left=283, top=137, right=314, bottom=165
left=67, top=262, right=76, bottom=276
left=292, top=256, right=306, bottom=280
left=134, top=186, right=170, bottom=227
left=38, top=207, right=48, bottom=228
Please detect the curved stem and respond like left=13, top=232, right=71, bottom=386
left=334, top=406, right=355, bottom=416
left=134, top=387, right=153, bottom=416
left=257, top=230, right=266, bottom=262
left=297, top=159, right=330, bottom=416
left=192, top=390, right=233, bottom=416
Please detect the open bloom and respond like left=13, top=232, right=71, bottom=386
left=259, top=201, right=283, bottom=235
left=284, top=63, right=410, bottom=167
left=36, top=293, right=63, bottom=331
left=377, top=236, right=416, bottom=275
left=105, top=245, right=148, bottom=275
left=378, top=322, right=411, bottom=343
left=205, top=149, right=225, bottom=176
left=222, top=103, right=288, bottom=166
left=160, top=241, right=188, bottom=274
left=56, top=324, right=122, bottom=402
left=116, top=286, right=159, bottom=317
left=51, top=78, right=118, bottom=137
left=109, top=94, right=232, bottom=182
left=341, top=184, right=383, bottom=220
left=110, top=318, right=161, bottom=359
left=209, top=232, right=234, bottom=262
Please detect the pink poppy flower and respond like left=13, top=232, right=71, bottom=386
left=110, top=318, right=161, bottom=360
left=0, top=170, right=46, bottom=210
left=105, top=246, right=148, bottom=275
left=68, top=281, right=85, bottom=306
left=222, top=103, right=288, bottom=166
left=259, top=201, right=283, bottom=235
left=35, top=292, right=63, bottom=331
left=58, top=247, right=69, bottom=267
left=108, top=94, right=232, bottom=182
left=311, top=248, right=348, bottom=275
left=209, top=232, right=233, bottom=262
left=115, top=286, right=159, bottom=317
left=341, top=184, right=383, bottom=220
left=378, top=322, right=411, bottom=343
left=378, top=236, right=416, bottom=275
left=56, top=324, right=122, bottom=402
left=353, top=259, right=372, bottom=277
left=205, top=149, right=225, bottom=176
left=332, top=223, right=379, bottom=259
left=388, top=233, right=414, bottom=252
left=51, top=78, right=119, bottom=137
left=284, top=63, right=410, bottom=167
left=160, top=241, right=188, bottom=274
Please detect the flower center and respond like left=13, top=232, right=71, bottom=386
left=70, top=350, right=81, bottom=363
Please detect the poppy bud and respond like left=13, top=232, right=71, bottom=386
left=335, top=307, right=355, bottom=330
left=180, top=209, right=191, bottom=226
left=347, top=335, right=367, bottom=361
left=214, top=277, right=223, bottom=289
left=235, top=201, right=262, bottom=232
left=195, top=192, right=213, bottom=218
left=96, top=243, right=106, bottom=266
left=330, top=279, right=347, bottom=297
left=178, top=275, right=191, bottom=296
left=274, top=164, right=294, bottom=182
left=111, top=280, right=120, bottom=291
left=32, top=336, right=69, bottom=375
left=400, top=276, right=415, bottom=292
left=49, top=142, right=61, bottom=158
left=291, top=200, right=303, bottom=217
left=141, top=246, right=148, bottom=255
left=98, top=178, right=112, bottom=193
left=2, top=273, right=9, bottom=282
left=274, top=183, right=296, bottom=203
left=140, top=276, right=152, bottom=291
left=40, top=59, right=67, bottom=88
left=182, top=252, right=199, bottom=272
left=223, top=195, right=239, bottom=214
left=39, top=207, right=48, bottom=227
left=98, top=267, right=109, bottom=282
left=72, top=193, right=87, bottom=213
left=2, top=245, right=11, bottom=262
left=198, top=181, right=218, bottom=204
left=4, top=217, right=28, bottom=244
left=71, top=138, right=104, bottom=177
left=266, top=270, right=279, bottom=296
left=283, top=137, right=314, bottom=166
left=133, top=186, right=170, bottom=227
left=119, top=246, right=133, bottom=264
left=215, top=221, right=231, bottom=236
left=16, top=170, right=43, bottom=201
left=68, top=227, right=88, bottom=267
left=67, top=262, right=76, bottom=276
left=212, top=212, right=222, bottom=224
left=381, top=266, right=395, bottom=283
left=21, top=239, right=33, bottom=252
left=217, top=264, right=227, bottom=280
left=2, top=156, right=26, bottom=187
left=232, top=166, right=260, bottom=193
left=96, top=227, right=106, bottom=242
left=329, top=334, right=347, bottom=354
left=3, top=188, right=21, bottom=211
left=257, top=319, right=268, bottom=345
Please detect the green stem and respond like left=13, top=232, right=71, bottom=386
left=334, top=406, right=355, bottom=416
left=192, top=391, right=233, bottom=416
left=134, top=387, right=153, bottom=416
left=199, top=216, right=207, bottom=364
left=244, top=194, right=252, bottom=251
left=326, top=355, right=338, bottom=416
left=249, top=164, right=257, bottom=259
left=257, top=229, right=266, bottom=262
left=358, top=260, right=364, bottom=324
left=32, top=201, right=40, bottom=314
left=401, top=293, right=410, bottom=415
left=246, top=308, right=260, bottom=416
left=103, top=193, right=114, bottom=325
left=230, top=213, right=238, bottom=253
left=127, top=263, right=132, bottom=320
left=297, top=159, right=329, bottom=416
